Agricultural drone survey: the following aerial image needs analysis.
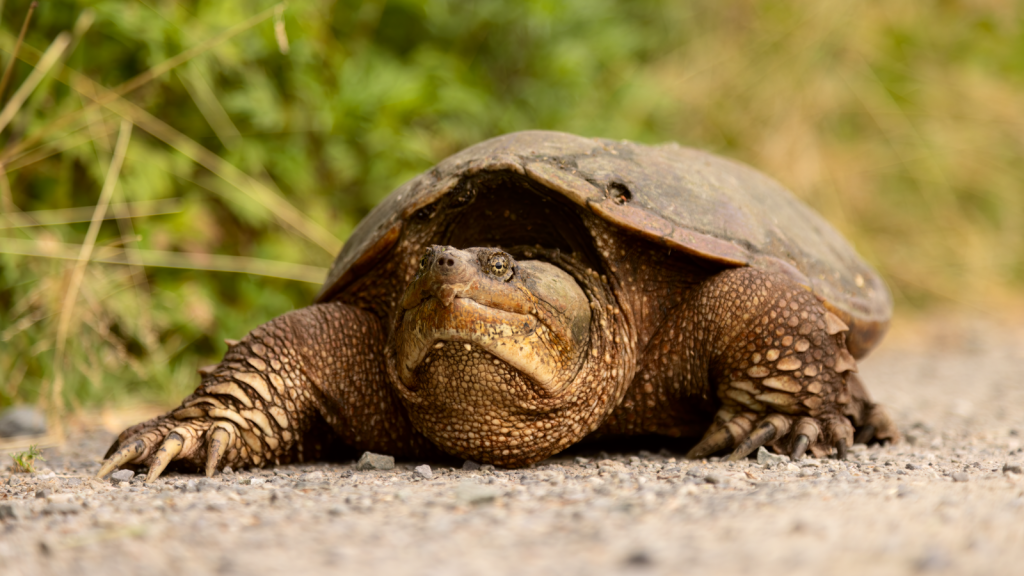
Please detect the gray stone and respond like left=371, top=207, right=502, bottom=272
left=951, top=472, right=970, bottom=482
left=42, top=502, right=81, bottom=515
left=704, top=473, right=728, bottom=485
left=185, top=479, right=199, bottom=492
left=1003, top=463, right=1022, bottom=475
left=914, top=548, right=950, bottom=572
left=35, top=488, right=52, bottom=499
left=0, top=406, right=46, bottom=437
left=456, top=481, right=500, bottom=504
left=299, top=471, right=325, bottom=482
left=462, top=460, right=481, bottom=471
left=757, top=446, right=787, bottom=466
left=414, top=464, right=433, bottom=479
left=0, top=503, right=23, bottom=521
left=356, top=451, right=395, bottom=471
left=110, top=469, right=134, bottom=483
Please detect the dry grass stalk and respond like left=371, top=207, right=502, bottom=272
left=0, top=162, right=13, bottom=213
left=1, top=2, right=284, bottom=164
left=0, top=237, right=329, bottom=284
left=2, top=116, right=119, bottom=172
left=0, top=198, right=181, bottom=230
left=48, top=120, right=132, bottom=414
left=0, top=32, right=70, bottom=135
left=0, top=0, right=36, bottom=104
left=2, top=32, right=342, bottom=256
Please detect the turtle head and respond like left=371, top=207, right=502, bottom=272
left=390, top=245, right=594, bottom=465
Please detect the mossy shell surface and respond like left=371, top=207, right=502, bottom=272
left=317, top=131, right=891, bottom=357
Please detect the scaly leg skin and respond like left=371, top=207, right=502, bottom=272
left=98, top=302, right=424, bottom=482
left=686, top=268, right=898, bottom=461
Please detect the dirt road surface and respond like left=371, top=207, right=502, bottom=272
left=2, top=315, right=1022, bottom=576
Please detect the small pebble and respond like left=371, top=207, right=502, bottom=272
left=757, top=446, right=787, bottom=466
left=414, top=465, right=433, bottom=479
left=0, top=503, right=23, bottom=521
left=1003, top=463, right=1022, bottom=475
left=906, top=463, right=919, bottom=471
left=704, top=473, right=728, bottom=485
left=35, top=488, right=52, bottom=499
left=356, top=451, right=395, bottom=471
left=246, top=478, right=266, bottom=487
left=462, top=460, right=481, bottom=471
left=455, top=481, right=499, bottom=504
left=951, top=472, right=970, bottom=482
left=43, top=502, right=81, bottom=515
left=624, top=551, right=654, bottom=567
left=299, top=471, right=325, bottom=482
left=0, top=406, right=47, bottom=437
left=110, top=469, right=134, bottom=483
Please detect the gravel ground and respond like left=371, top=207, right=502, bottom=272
left=2, top=316, right=1023, bottom=576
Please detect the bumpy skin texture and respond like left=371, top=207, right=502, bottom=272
left=99, top=304, right=434, bottom=481
left=100, top=133, right=899, bottom=480
left=100, top=240, right=895, bottom=478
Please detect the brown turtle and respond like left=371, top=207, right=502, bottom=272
left=98, top=130, right=898, bottom=481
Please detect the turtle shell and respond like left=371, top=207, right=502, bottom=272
left=317, top=131, right=891, bottom=358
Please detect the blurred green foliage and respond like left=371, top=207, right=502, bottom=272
left=0, top=0, right=1021, bottom=411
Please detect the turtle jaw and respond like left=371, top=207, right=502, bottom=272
left=394, top=295, right=570, bottom=398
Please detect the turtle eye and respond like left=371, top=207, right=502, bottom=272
left=488, top=254, right=510, bottom=277
left=419, top=252, right=430, bottom=270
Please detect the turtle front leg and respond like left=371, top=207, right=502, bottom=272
left=687, top=268, right=898, bottom=460
left=98, top=302, right=419, bottom=482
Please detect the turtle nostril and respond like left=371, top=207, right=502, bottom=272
left=445, top=258, right=454, bottom=266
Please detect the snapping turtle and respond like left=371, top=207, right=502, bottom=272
left=98, top=131, right=898, bottom=481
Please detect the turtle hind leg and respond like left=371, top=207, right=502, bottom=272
left=690, top=267, right=895, bottom=460
left=845, top=372, right=900, bottom=445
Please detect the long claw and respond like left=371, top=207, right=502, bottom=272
left=96, top=439, right=146, bottom=478
left=205, top=427, right=230, bottom=477
left=834, top=438, right=848, bottom=460
left=145, top=432, right=184, bottom=483
left=729, top=421, right=777, bottom=461
left=854, top=424, right=876, bottom=445
left=790, top=434, right=810, bottom=461
left=687, top=427, right=735, bottom=459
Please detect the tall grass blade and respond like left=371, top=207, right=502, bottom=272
left=48, top=120, right=132, bottom=414
left=0, top=237, right=328, bottom=284
left=1, top=3, right=284, bottom=163
left=0, top=0, right=36, bottom=105
left=0, top=32, right=70, bottom=135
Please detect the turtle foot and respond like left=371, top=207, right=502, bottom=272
left=685, top=407, right=854, bottom=461
left=97, top=415, right=229, bottom=482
